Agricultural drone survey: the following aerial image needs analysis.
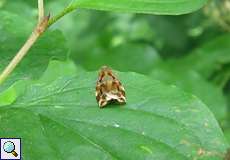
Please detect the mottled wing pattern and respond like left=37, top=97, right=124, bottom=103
left=96, top=66, right=126, bottom=108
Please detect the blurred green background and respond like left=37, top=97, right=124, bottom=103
left=1, top=0, right=230, bottom=144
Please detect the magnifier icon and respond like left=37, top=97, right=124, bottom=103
left=3, top=141, right=18, bottom=157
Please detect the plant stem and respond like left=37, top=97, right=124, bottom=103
left=0, top=0, right=77, bottom=85
left=0, top=0, right=49, bottom=85
left=48, top=4, right=76, bottom=27
left=38, top=0, right=45, bottom=23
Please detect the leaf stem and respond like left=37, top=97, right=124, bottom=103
left=48, top=4, right=76, bottom=27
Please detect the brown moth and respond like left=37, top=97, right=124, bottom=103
left=96, top=66, right=126, bottom=108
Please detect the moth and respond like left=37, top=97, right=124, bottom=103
left=96, top=66, right=126, bottom=108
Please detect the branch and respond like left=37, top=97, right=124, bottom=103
left=0, top=0, right=78, bottom=85
left=38, top=0, right=45, bottom=23
left=0, top=0, right=49, bottom=85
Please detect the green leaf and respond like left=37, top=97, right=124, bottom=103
left=0, top=11, right=68, bottom=91
left=223, top=94, right=230, bottom=145
left=175, top=34, right=230, bottom=79
left=224, top=129, right=230, bottom=145
left=69, top=0, right=208, bottom=15
left=39, top=60, right=79, bottom=84
left=1, top=1, right=37, bottom=18
left=62, top=11, right=160, bottom=74
left=0, top=60, right=79, bottom=107
left=150, top=67, right=227, bottom=123
left=148, top=34, right=230, bottom=123
left=0, top=61, right=228, bottom=160
left=71, top=42, right=159, bottom=74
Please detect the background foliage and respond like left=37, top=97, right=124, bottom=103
left=0, top=0, right=230, bottom=159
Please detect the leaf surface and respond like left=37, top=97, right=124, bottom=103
left=150, top=67, right=227, bottom=122
left=0, top=61, right=228, bottom=160
left=69, top=0, right=208, bottom=15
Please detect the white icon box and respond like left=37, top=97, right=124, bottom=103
left=0, top=138, right=21, bottom=160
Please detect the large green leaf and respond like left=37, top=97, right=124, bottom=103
left=68, top=0, right=208, bottom=15
left=148, top=34, right=230, bottom=125
left=150, top=67, right=227, bottom=123
left=0, top=11, right=68, bottom=91
left=0, top=61, right=228, bottom=160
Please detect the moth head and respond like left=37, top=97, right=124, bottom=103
left=101, top=65, right=110, bottom=70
